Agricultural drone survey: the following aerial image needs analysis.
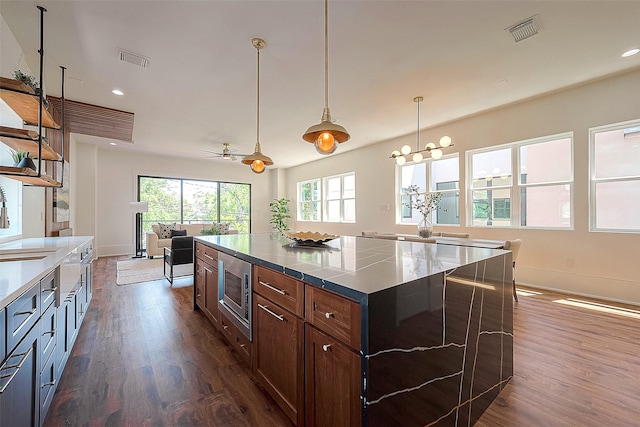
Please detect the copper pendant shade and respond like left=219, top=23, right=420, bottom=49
left=242, top=37, right=273, bottom=174
left=302, top=0, right=350, bottom=155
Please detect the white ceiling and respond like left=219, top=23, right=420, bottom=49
left=1, top=1, right=639, bottom=169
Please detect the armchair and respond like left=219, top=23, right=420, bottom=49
left=163, top=236, right=194, bottom=284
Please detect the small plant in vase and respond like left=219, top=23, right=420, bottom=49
left=9, top=149, right=36, bottom=171
left=269, top=198, right=291, bottom=234
left=402, top=184, right=442, bottom=238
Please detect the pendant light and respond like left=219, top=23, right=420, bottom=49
left=302, top=0, right=350, bottom=155
left=242, top=38, right=273, bottom=174
left=390, top=97, right=453, bottom=165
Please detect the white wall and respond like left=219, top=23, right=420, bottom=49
left=285, top=69, right=640, bottom=305
left=74, top=144, right=277, bottom=257
left=0, top=13, right=45, bottom=240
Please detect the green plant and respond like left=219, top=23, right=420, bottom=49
left=9, top=149, right=30, bottom=165
left=12, top=69, right=39, bottom=92
left=269, top=198, right=291, bottom=233
left=201, top=223, right=222, bottom=235
left=402, top=184, right=443, bottom=220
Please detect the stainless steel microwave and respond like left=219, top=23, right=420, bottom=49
left=218, top=252, right=252, bottom=340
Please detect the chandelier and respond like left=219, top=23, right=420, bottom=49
left=390, top=96, right=452, bottom=165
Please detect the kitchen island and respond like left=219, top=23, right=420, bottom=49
left=194, top=232, right=513, bottom=427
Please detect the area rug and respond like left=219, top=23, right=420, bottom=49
left=116, top=258, right=193, bottom=285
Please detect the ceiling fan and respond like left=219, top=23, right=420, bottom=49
left=202, top=143, right=249, bottom=161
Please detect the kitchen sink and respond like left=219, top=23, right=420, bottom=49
left=0, top=254, right=48, bottom=262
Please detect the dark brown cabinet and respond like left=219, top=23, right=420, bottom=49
left=194, top=242, right=220, bottom=329
left=203, top=263, right=219, bottom=327
left=305, top=324, right=361, bottom=427
left=253, top=293, right=304, bottom=426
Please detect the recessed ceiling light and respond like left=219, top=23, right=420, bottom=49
left=112, top=89, right=124, bottom=96
left=109, top=142, right=117, bottom=146
left=621, top=48, right=639, bottom=58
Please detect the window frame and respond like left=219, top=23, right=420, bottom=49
left=466, top=132, right=574, bottom=230
left=396, top=153, right=460, bottom=226
left=589, top=119, right=640, bottom=233
left=297, top=178, right=322, bottom=222
left=323, top=172, right=356, bottom=223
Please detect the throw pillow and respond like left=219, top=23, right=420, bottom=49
left=158, top=222, right=177, bottom=239
left=217, top=223, right=230, bottom=235
left=171, top=229, right=187, bottom=237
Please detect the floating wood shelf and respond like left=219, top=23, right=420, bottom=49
left=0, top=77, right=61, bottom=129
left=0, top=126, right=62, bottom=161
left=0, top=165, right=61, bottom=187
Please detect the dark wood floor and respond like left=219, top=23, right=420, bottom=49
left=45, top=256, right=640, bottom=426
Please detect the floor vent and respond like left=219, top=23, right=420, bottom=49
left=117, top=49, right=150, bottom=68
left=506, top=15, right=542, bottom=43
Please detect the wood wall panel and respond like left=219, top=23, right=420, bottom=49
left=47, top=96, right=134, bottom=142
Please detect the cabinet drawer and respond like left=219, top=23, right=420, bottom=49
left=39, top=302, right=57, bottom=370
left=306, top=286, right=360, bottom=351
left=235, top=329, right=252, bottom=367
left=195, top=242, right=218, bottom=264
left=40, top=269, right=57, bottom=311
left=40, top=344, right=57, bottom=423
left=219, top=310, right=237, bottom=343
left=6, top=282, right=40, bottom=354
left=254, top=265, right=304, bottom=318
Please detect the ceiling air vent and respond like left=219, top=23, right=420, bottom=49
left=506, top=15, right=542, bottom=43
left=117, top=49, right=150, bottom=68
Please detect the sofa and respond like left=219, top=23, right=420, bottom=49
left=146, top=223, right=237, bottom=258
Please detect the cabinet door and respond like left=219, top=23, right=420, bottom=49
left=83, top=261, right=93, bottom=305
left=39, top=303, right=57, bottom=372
left=254, top=293, right=304, bottom=426
left=1, top=308, right=5, bottom=363
left=55, top=299, right=70, bottom=381
left=305, top=325, right=361, bottom=427
left=203, top=263, right=219, bottom=327
left=0, top=321, right=39, bottom=427
left=194, top=258, right=205, bottom=309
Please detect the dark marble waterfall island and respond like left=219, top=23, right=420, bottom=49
left=195, top=232, right=513, bottom=426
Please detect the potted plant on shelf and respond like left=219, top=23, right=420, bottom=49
left=269, top=198, right=291, bottom=234
left=402, top=184, right=442, bottom=238
left=9, top=149, right=37, bottom=171
left=12, top=70, right=39, bottom=93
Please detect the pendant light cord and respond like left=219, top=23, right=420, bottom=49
left=256, top=44, right=261, bottom=146
left=416, top=98, right=420, bottom=152
left=324, top=0, right=329, bottom=110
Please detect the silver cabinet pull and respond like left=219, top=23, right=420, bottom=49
left=43, top=330, right=55, bottom=336
left=0, top=348, right=33, bottom=394
left=42, top=380, right=56, bottom=388
left=258, top=304, right=285, bottom=321
left=42, top=287, right=58, bottom=293
left=15, top=308, right=37, bottom=316
left=325, top=312, right=334, bottom=319
left=322, top=344, right=331, bottom=352
left=258, top=281, right=286, bottom=295
left=204, top=253, right=214, bottom=260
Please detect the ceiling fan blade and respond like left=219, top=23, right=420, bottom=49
left=230, top=154, right=237, bottom=161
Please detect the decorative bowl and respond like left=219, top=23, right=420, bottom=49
left=283, top=231, right=339, bottom=244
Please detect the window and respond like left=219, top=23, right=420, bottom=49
left=297, top=179, right=321, bottom=221
left=468, top=133, right=573, bottom=228
left=590, top=120, right=640, bottom=232
left=297, top=173, right=356, bottom=223
left=398, top=155, right=460, bottom=225
left=138, top=176, right=251, bottom=236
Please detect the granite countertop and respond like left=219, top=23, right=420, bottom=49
left=0, top=236, right=93, bottom=310
left=195, top=232, right=507, bottom=300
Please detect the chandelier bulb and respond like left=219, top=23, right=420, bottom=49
left=251, top=160, right=265, bottom=174
left=391, top=150, right=401, bottom=158
left=412, top=152, right=423, bottom=163
left=396, top=156, right=407, bottom=166
left=439, top=136, right=452, bottom=147
left=401, top=145, right=412, bottom=155
left=431, top=149, right=443, bottom=160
